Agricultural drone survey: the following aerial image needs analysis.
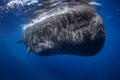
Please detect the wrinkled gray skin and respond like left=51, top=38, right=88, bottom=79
left=23, top=0, right=105, bottom=56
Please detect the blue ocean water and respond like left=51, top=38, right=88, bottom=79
left=0, top=0, right=120, bottom=80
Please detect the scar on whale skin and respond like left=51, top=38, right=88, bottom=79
left=21, top=0, right=105, bottom=56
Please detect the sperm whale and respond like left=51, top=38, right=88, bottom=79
left=22, top=0, right=105, bottom=56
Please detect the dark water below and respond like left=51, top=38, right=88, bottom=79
left=0, top=0, right=120, bottom=80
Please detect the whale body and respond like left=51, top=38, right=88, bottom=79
left=22, top=0, right=105, bottom=56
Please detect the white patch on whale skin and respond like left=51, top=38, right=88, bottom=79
left=89, top=2, right=102, bottom=6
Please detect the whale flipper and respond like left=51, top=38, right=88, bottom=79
left=27, top=47, right=31, bottom=56
left=17, top=40, right=24, bottom=44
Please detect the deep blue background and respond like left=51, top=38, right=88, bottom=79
left=0, top=0, right=120, bottom=80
